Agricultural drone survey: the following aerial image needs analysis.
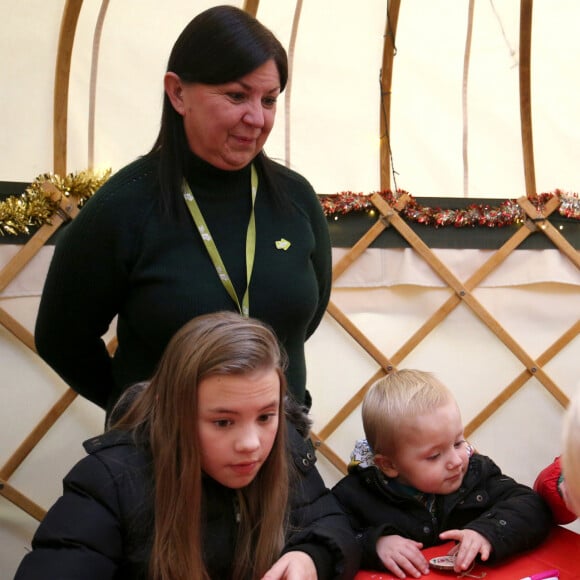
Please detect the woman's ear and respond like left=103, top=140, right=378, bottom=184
left=164, top=72, right=186, bottom=115
left=374, top=453, right=399, bottom=478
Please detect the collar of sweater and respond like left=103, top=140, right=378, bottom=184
left=184, top=152, right=253, bottom=201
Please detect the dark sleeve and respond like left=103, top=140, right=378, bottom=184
left=305, top=190, right=332, bottom=340
left=463, top=456, right=554, bottom=562
left=34, top=186, right=134, bottom=409
left=284, top=426, right=361, bottom=579
left=331, top=473, right=393, bottom=571
left=14, top=455, right=123, bottom=579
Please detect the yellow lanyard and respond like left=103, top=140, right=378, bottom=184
left=182, top=164, right=257, bottom=317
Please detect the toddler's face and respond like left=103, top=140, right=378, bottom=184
left=388, top=400, right=469, bottom=495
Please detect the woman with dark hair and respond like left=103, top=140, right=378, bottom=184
left=16, top=312, right=360, bottom=579
left=34, top=5, right=332, bottom=415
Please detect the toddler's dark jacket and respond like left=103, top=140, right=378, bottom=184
left=332, top=450, right=552, bottom=571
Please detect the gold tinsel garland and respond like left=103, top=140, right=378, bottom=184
left=0, top=169, right=111, bottom=236
left=1, top=169, right=579, bottom=236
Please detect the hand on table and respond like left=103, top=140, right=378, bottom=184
left=261, top=551, right=317, bottom=580
left=376, top=534, right=430, bottom=578
left=439, top=528, right=491, bottom=573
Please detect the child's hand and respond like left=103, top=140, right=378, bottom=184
left=260, top=551, right=316, bottom=580
left=438, top=529, right=492, bottom=572
left=376, top=534, right=429, bottom=578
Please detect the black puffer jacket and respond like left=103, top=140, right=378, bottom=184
left=332, top=451, right=552, bottom=571
left=15, top=405, right=360, bottom=579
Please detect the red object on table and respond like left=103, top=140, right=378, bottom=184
left=354, top=525, right=580, bottom=580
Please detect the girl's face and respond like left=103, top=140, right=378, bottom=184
left=379, top=400, right=470, bottom=495
left=197, top=368, right=280, bottom=489
left=167, top=59, right=281, bottom=170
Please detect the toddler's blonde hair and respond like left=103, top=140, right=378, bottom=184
left=362, top=369, right=454, bottom=455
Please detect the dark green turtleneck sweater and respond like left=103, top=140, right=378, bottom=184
left=35, top=153, right=332, bottom=412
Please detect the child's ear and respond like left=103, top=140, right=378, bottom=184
left=374, top=453, right=399, bottom=478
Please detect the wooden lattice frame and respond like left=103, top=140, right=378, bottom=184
left=0, top=184, right=116, bottom=521
left=309, top=193, right=580, bottom=473
left=0, top=183, right=80, bottom=521
left=1, top=0, right=579, bottom=522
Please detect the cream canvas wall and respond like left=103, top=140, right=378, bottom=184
left=3, top=1, right=580, bottom=194
left=1, top=1, right=579, bottom=578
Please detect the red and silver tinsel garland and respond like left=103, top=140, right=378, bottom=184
left=320, top=189, right=580, bottom=227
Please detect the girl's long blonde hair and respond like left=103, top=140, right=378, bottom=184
left=112, top=311, right=289, bottom=579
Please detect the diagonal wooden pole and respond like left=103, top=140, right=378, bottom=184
left=313, top=194, right=573, bottom=473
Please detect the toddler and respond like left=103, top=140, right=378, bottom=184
left=332, top=369, right=552, bottom=578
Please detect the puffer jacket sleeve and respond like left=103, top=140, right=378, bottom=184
left=14, top=453, right=123, bottom=579
left=331, top=470, right=393, bottom=570
left=283, top=425, right=361, bottom=579
left=459, top=454, right=553, bottom=562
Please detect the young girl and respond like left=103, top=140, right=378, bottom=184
left=16, top=312, right=359, bottom=579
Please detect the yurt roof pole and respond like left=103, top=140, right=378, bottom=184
left=519, top=0, right=536, bottom=198
left=51, top=1, right=269, bottom=175
left=88, top=1, right=111, bottom=170
left=243, top=0, right=260, bottom=17
left=380, top=0, right=401, bottom=192
left=53, top=0, right=83, bottom=176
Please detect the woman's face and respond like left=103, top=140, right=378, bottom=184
left=168, top=59, right=281, bottom=170
left=197, top=368, right=280, bottom=488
